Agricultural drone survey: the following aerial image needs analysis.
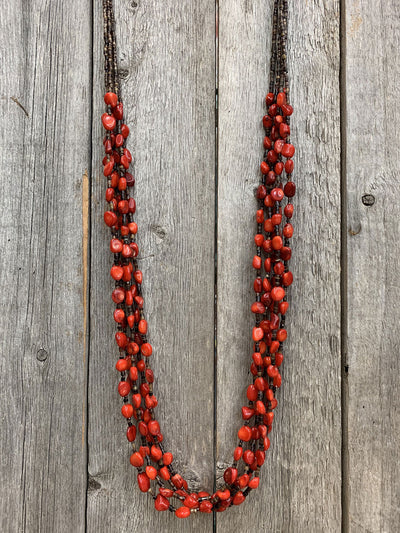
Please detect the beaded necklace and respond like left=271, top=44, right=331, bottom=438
left=101, top=0, right=294, bottom=518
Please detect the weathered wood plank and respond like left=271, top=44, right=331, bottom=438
left=0, top=1, right=91, bottom=531
left=345, top=1, right=400, bottom=531
left=216, top=1, right=342, bottom=531
left=87, top=1, right=216, bottom=531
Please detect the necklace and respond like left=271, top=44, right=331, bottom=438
left=101, top=0, right=294, bottom=518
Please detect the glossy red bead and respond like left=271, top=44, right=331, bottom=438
left=175, top=506, right=190, bottom=519
left=270, top=187, right=284, bottom=202
left=223, top=467, right=238, bottom=484
left=155, top=494, right=170, bottom=511
left=130, top=452, right=144, bottom=467
left=101, top=113, right=116, bottom=131
left=104, top=211, right=117, bottom=227
left=104, top=92, right=118, bottom=107
left=238, top=425, right=252, bottom=442
left=282, top=143, right=295, bottom=157
left=284, top=181, right=296, bottom=197
left=137, top=472, right=150, bottom=493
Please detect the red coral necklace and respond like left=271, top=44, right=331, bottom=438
left=101, top=0, right=295, bottom=518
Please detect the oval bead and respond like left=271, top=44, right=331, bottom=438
left=137, top=472, right=150, bottom=492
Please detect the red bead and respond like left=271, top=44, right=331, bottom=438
left=115, top=358, right=128, bottom=372
left=274, top=261, right=284, bottom=275
left=118, top=381, right=131, bottom=397
left=155, top=494, right=170, bottom=511
left=101, top=113, right=116, bottom=131
left=267, top=149, right=278, bottom=163
left=233, top=491, right=245, bottom=505
left=104, top=211, right=117, bottom=227
left=114, top=310, right=125, bottom=326
left=115, top=331, right=128, bottom=348
left=268, top=103, right=278, bottom=116
left=175, top=507, right=190, bottom=519
left=255, top=400, right=266, bottom=415
left=103, top=160, right=114, bottom=176
left=243, top=450, right=255, bottom=465
left=270, top=187, right=284, bottom=202
left=274, top=139, right=285, bottom=153
left=252, top=327, right=264, bottom=341
left=234, top=446, right=243, bottom=461
left=104, top=92, right=118, bottom=107
left=271, top=286, right=285, bottom=301
left=238, top=425, right=252, bottom=442
left=171, top=474, right=184, bottom=489
left=110, top=238, right=123, bottom=253
left=223, top=467, right=238, bottom=484
left=118, top=177, right=127, bottom=191
left=150, top=445, right=163, bottom=461
left=252, top=255, right=262, bottom=270
left=251, top=301, right=266, bottom=314
left=263, top=136, right=272, bottom=149
left=121, top=404, right=133, bottom=419
left=256, top=184, right=267, bottom=199
left=121, top=155, right=130, bottom=169
left=148, top=420, right=160, bottom=435
left=274, top=161, right=284, bottom=175
left=121, top=123, right=130, bottom=138
left=260, top=161, right=269, bottom=175
left=280, top=246, right=292, bottom=260
left=282, top=271, right=293, bottom=286
left=137, top=472, right=150, bottom=492
left=281, top=103, right=293, bottom=116
left=199, top=501, right=213, bottom=513
left=110, top=265, right=123, bottom=280
left=241, top=406, right=254, bottom=420
left=145, top=465, right=157, bottom=480
left=126, top=425, right=136, bottom=442
left=247, top=384, right=257, bottom=401
left=284, top=203, right=294, bottom=218
left=130, top=452, right=144, bottom=467
left=162, top=452, right=173, bottom=465
left=271, top=213, right=282, bottom=226
left=282, top=143, right=295, bottom=157
left=184, top=495, right=199, bottom=509
left=277, top=91, right=286, bottom=107
left=266, top=170, right=276, bottom=185
left=279, top=123, right=290, bottom=138
left=263, top=115, right=273, bottom=129
left=249, top=476, right=260, bottom=489
left=284, top=181, right=296, bottom=197
left=113, top=103, right=123, bottom=120
left=265, top=92, right=275, bottom=105
left=141, top=343, right=152, bottom=357
left=285, top=159, right=294, bottom=173
left=272, top=236, right=283, bottom=250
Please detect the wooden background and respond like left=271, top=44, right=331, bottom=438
left=0, top=0, right=398, bottom=531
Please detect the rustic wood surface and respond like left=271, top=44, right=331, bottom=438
left=0, top=0, right=398, bottom=532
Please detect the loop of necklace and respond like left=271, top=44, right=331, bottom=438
left=101, top=0, right=295, bottom=518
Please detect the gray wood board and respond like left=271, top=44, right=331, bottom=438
left=216, top=0, right=342, bottom=532
left=86, top=1, right=216, bottom=532
left=345, top=0, right=400, bottom=531
left=0, top=0, right=92, bottom=531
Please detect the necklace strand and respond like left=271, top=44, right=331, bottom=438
left=101, top=0, right=295, bottom=517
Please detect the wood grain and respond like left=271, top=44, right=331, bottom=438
left=216, top=0, right=342, bottom=531
left=86, top=1, right=216, bottom=531
left=345, top=1, right=400, bottom=531
left=0, top=1, right=91, bottom=531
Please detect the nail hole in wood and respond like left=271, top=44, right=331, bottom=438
left=361, top=194, right=375, bottom=206
left=36, top=348, right=48, bottom=362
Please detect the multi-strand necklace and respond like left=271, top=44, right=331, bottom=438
left=101, top=0, right=294, bottom=518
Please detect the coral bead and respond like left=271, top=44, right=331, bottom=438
left=126, top=425, right=136, bottom=442
left=243, top=450, right=255, bottom=465
left=265, top=92, right=275, bottom=105
left=118, top=381, right=131, bottom=397
left=104, top=92, right=118, bottom=107
left=110, top=238, right=123, bottom=253
left=233, top=492, right=245, bottom=505
left=249, top=476, right=260, bottom=489
left=282, top=143, right=295, bottom=157
left=110, top=265, right=124, bottom=280
left=145, top=466, right=157, bottom=480
left=281, top=103, right=293, bottom=116
left=141, top=343, right=152, bottom=357
left=272, top=236, right=283, bottom=250
left=284, top=181, right=296, bottom=197
left=130, top=452, right=144, bottom=467
left=175, top=507, right=191, bottom=519
left=155, top=494, right=170, bottom=511
left=283, top=271, right=293, bottom=286
left=234, top=446, right=243, bottom=461
left=284, top=203, right=294, bottom=218
left=163, top=452, right=173, bottom=465
left=224, top=467, right=238, bottom=484
left=238, top=425, right=252, bottom=442
left=241, top=406, right=254, bottom=420
left=104, top=211, right=117, bottom=227
left=285, top=159, right=294, bottom=173
left=277, top=91, right=286, bottom=107
left=121, top=123, right=130, bottom=138
left=271, top=187, right=284, bottom=202
left=252, top=255, right=262, bottom=269
left=277, top=329, right=287, bottom=342
left=251, top=301, right=266, bottom=314
left=271, top=286, right=285, bottom=301
left=137, top=472, right=150, bottom=492
left=279, top=301, right=289, bottom=314
left=121, top=404, right=133, bottom=419
left=101, top=113, right=116, bottom=131
left=148, top=420, right=160, bottom=435
left=113, top=103, right=123, bottom=120
left=252, top=327, right=264, bottom=341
